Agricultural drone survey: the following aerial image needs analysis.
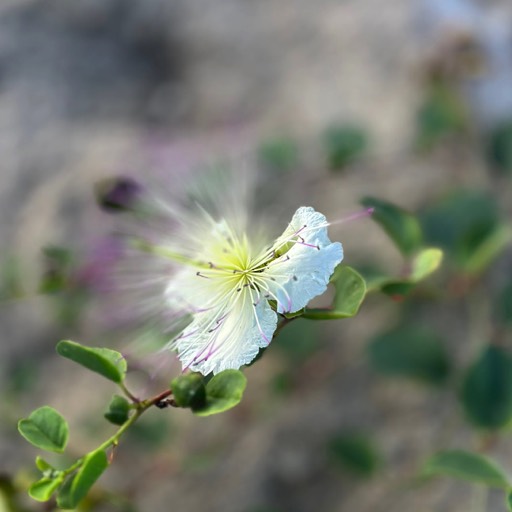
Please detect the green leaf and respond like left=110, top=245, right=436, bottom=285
left=422, top=450, right=510, bottom=488
left=57, top=450, right=108, bottom=509
left=367, top=326, right=450, bottom=385
left=420, top=190, right=502, bottom=272
left=361, top=197, right=423, bottom=256
left=410, top=248, right=443, bottom=282
left=258, top=136, right=299, bottom=172
left=460, top=346, right=512, bottom=430
left=18, top=406, right=69, bottom=453
left=359, top=249, right=443, bottom=298
left=497, top=282, right=512, bottom=326
left=56, top=340, right=127, bottom=383
left=171, top=373, right=207, bottom=410
left=104, top=395, right=130, bottom=426
left=486, top=120, right=512, bottom=174
left=303, top=266, right=366, bottom=319
left=194, top=370, right=247, bottom=417
left=35, top=456, right=55, bottom=474
left=463, top=224, right=512, bottom=276
left=328, top=432, right=381, bottom=477
left=323, top=124, right=368, bottom=170
left=29, top=476, right=63, bottom=502
left=415, top=83, right=467, bottom=151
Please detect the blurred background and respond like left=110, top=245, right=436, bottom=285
left=2, top=0, right=512, bottom=510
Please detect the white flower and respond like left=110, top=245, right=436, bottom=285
left=163, top=206, right=343, bottom=375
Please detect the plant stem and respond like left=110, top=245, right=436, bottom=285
left=119, top=382, right=139, bottom=403
left=63, top=388, right=174, bottom=477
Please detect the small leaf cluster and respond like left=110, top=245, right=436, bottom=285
left=18, top=340, right=246, bottom=509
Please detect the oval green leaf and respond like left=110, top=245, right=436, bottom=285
left=35, top=456, right=55, bottom=473
left=461, top=345, right=512, bottom=430
left=367, top=326, right=450, bottom=385
left=57, top=450, right=108, bottom=509
left=410, top=248, right=443, bottom=282
left=104, top=395, right=130, bottom=426
left=18, top=406, right=69, bottom=453
left=361, top=197, right=423, bottom=257
left=422, top=450, right=510, bottom=489
left=303, top=266, right=366, bottom=320
left=194, top=370, right=247, bottom=417
left=56, top=340, right=127, bottom=383
left=29, top=476, right=63, bottom=502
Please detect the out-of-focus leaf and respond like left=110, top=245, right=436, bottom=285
left=194, top=370, right=247, bottom=417
left=486, top=120, right=512, bottom=174
left=172, top=373, right=207, bottom=410
left=104, top=395, right=130, bottom=426
left=323, top=124, right=368, bottom=170
left=420, top=190, right=505, bottom=273
left=328, top=432, right=381, bottom=477
left=463, top=224, right=512, bottom=276
left=415, top=83, right=467, bottom=151
left=359, top=249, right=443, bottom=297
left=18, top=406, right=69, bottom=453
left=303, top=266, right=366, bottom=319
left=258, top=136, right=299, bottom=172
left=367, top=326, right=450, bottom=385
left=497, top=282, right=512, bottom=326
left=410, top=248, right=443, bottom=281
left=422, top=450, right=509, bottom=488
left=56, top=340, right=127, bottom=383
left=460, top=346, right=512, bottom=430
left=361, top=197, right=423, bottom=257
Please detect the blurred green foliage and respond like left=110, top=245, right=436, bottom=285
left=460, top=346, right=512, bottom=430
left=323, top=123, right=368, bottom=170
left=415, top=82, right=468, bottom=151
left=258, top=136, right=299, bottom=173
left=328, top=431, right=381, bottom=477
left=420, top=190, right=510, bottom=274
left=486, top=120, right=512, bottom=174
left=367, top=325, right=450, bottom=385
left=361, top=197, right=423, bottom=257
left=422, top=450, right=510, bottom=489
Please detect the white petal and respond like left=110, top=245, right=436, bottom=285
left=264, top=207, right=343, bottom=313
left=170, top=292, right=277, bottom=375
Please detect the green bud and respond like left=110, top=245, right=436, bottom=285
left=171, top=373, right=207, bottom=410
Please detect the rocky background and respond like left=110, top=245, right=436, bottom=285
left=1, top=0, right=512, bottom=511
